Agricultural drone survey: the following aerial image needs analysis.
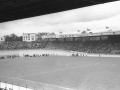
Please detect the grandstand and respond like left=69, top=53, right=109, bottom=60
left=0, top=0, right=120, bottom=90
left=0, top=31, right=120, bottom=55
left=0, top=31, right=120, bottom=90
left=40, top=31, right=120, bottom=55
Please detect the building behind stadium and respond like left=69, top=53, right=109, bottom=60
left=23, top=33, right=37, bottom=42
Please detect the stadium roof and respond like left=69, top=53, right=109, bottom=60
left=42, top=31, right=120, bottom=39
left=0, top=0, right=118, bottom=23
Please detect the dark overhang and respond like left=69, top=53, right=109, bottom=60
left=0, top=0, right=118, bottom=23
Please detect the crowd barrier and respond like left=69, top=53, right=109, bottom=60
left=0, top=82, right=33, bottom=90
left=0, top=76, right=73, bottom=90
left=0, top=49, right=120, bottom=59
left=87, top=53, right=120, bottom=58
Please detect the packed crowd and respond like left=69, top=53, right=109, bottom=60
left=0, top=41, right=47, bottom=50
left=0, top=38, right=120, bottom=54
left=45, top=40, right=120, bottom=54
left=0, top=53, right=57, bottom=60
left=0, top=55, right=19, bottom=59
left=23, top=53, right=56, bottom=57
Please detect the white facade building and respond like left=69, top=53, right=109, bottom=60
left=23, top=33, right=37, bottom=42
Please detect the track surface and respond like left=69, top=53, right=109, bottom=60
left=0, top=56, right=120, bottom=90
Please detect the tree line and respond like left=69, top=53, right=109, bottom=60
left=3, top=32, right=56, bottom=42
left=4, top=33, right=22, bottom=41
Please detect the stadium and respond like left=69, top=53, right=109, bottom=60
left=0, top=0, right=120, bottom=90
left=0, top=30, right=120, bottom=90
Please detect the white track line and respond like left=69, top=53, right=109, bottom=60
left=0, top=75, right=75, bottom=90
left=0, top=64, right=97, bottom=90
left=15, top=63, right=95, bottom=78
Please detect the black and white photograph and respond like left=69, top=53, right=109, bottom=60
left=0, top=0, right=120, bottom=90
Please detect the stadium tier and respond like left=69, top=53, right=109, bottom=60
left=0, top=31, right=120, bottom=54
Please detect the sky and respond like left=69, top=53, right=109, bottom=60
left=0, top=1, right=120, bottom=36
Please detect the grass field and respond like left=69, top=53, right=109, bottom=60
left=0, top=56, right=120, bottom=90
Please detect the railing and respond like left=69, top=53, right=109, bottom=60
left=0, top=76, right=73, bottom=90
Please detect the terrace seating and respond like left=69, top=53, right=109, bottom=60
left=45, top=40, right=120, bottom=54
left=0, top=38, right=120, bottom=55
left=0, top=41, right=48, bottom=50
